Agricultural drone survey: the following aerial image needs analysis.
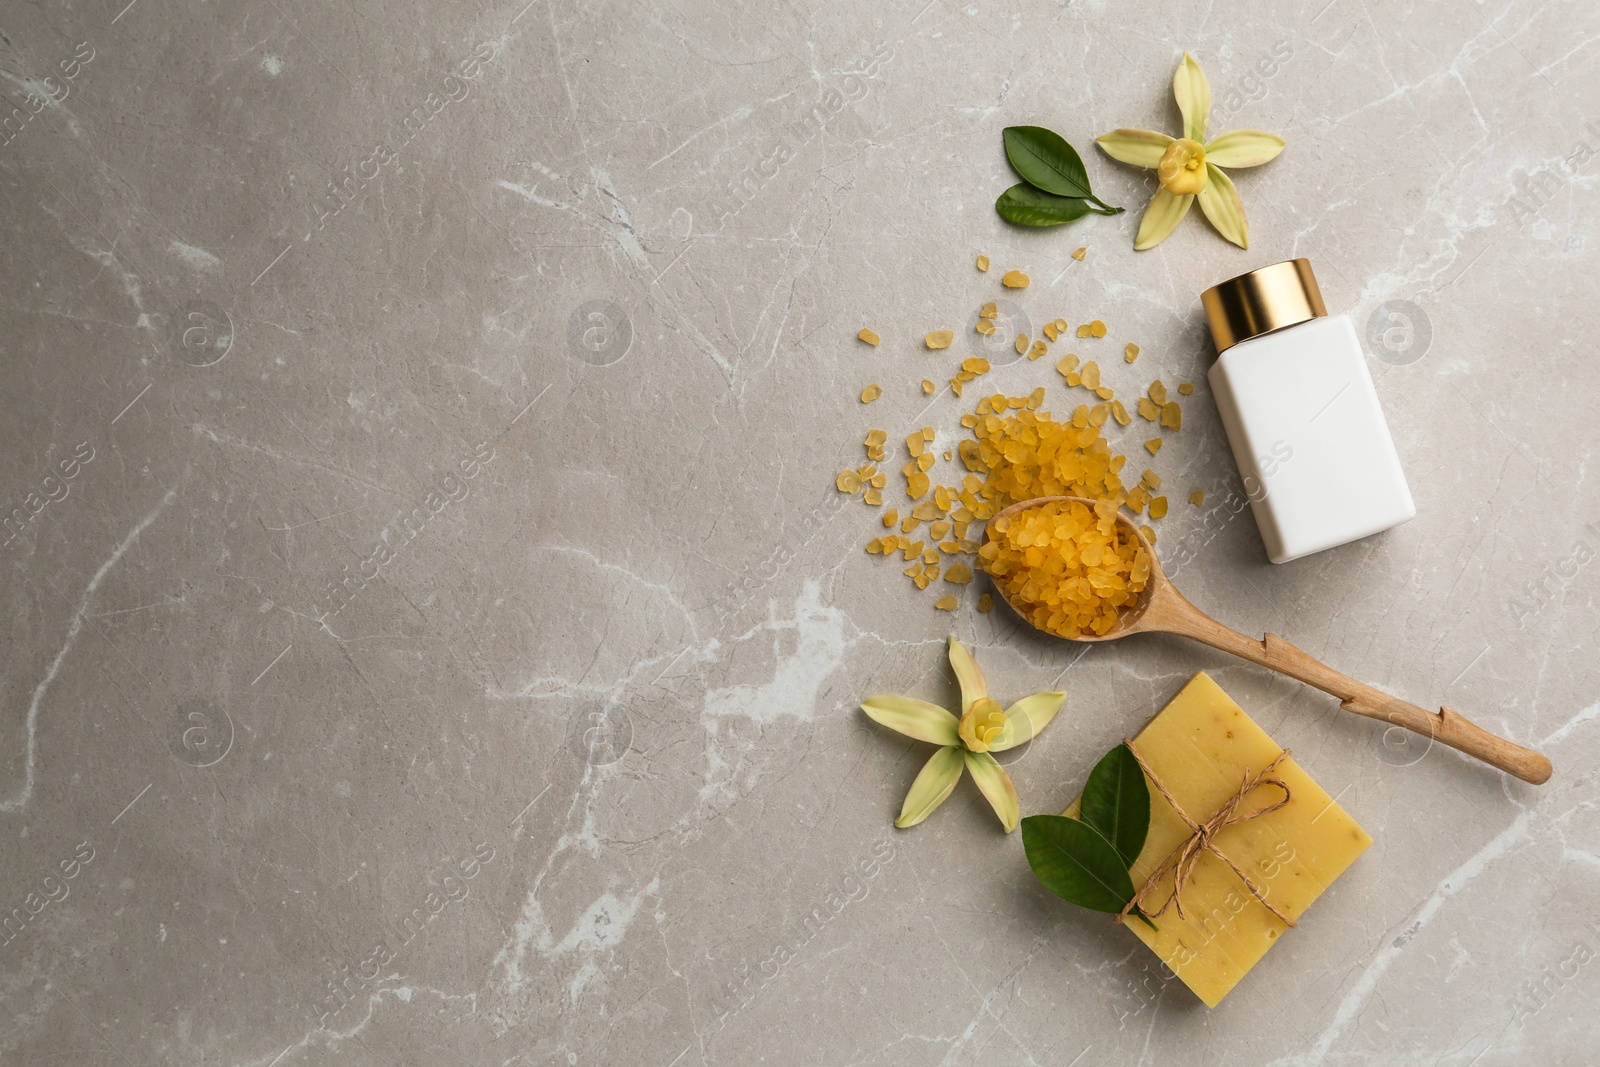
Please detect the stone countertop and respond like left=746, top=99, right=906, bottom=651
left=1, top=1, right=1596, bottom=1064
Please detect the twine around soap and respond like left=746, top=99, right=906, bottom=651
left=1115, top=737, right=1298, bottom=929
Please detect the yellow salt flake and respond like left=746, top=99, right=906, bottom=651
left=858, top=327, right=881, bottom=346
left=883, top=508, right=900, bottom=528
left=1148, top=380, right=1168, bottom=405
left=1081, top=361, right=1102, bottom=390
left=1056, top=353, right=1080, bottom=377
left=1089, top=404, right=1109, bottom=428
left=1077, top=323, right=1092, bottom=338
left=934, top=485, right=952, bottom=510
left=1189, top=489, right=1205, bottom=507
left=861, top=384, right=882, bottom=403
left=906, top=433, right=926, bottom=456
left=1072, top=246, right=1088, bottom=261
left=922, top=379, right=936, bottom=395
left=977, top=498, right=1151, bottom=639
left=1111, top=400, right=1131, bottom=426
left=1015, top=333, right=1029, bottom=355
left=911, top=501, right=941, bottom=521
left=961, top=356, right=991, bottom=374
left=1145, top=438, right=1163, bottom=455
left=865, top=538, right=882, bottom=555
left=929, top=520, right=952, bottom=540
left=917, top=452, right=936, bottom=472
left=1066, top=372, right=1082, bottom=387
left=945, top=563, right=973, bottom=584
left=925, top=564, right=941, bottom=582
left=1001, top=269, right=1030, bottom=288
left=978, top=592, right=994, bottom=613
left=1127, top=486, right=1149, bottom=513
left=1055, top=318, right=1069, bottom=335
left=864, top=488, right=883, bottom=506
left=908, top=472, right=931, bottom=499
left=1029, top=340, right=1048, bottom=360
left=1178, top=382, right=1195, bottom=396
left=923, top=549, right=940, bottom=565
left=979, top=301, right=998, bottom=319
left=1090, top=320, right=1107, bottom=338
left=1029, top=386, right=1046, bottom=408
left=1142, top=469, right=1162, bottom=490
left=935, top=595, right=958, bottom=611
left=903, top=540, right=926, bottom=561
left=1125, top=342, right=1140, bottom=363
left=1150, top=496, right=1169, bottom=519
left=974, top=319, right=996, bottom=336
left=950, top=378, right=965, bottom=397
left=1140, top=523, right=1158, bottom=545
left=921, top=426, right=936, bottom=441
left=901, top=517, right=919, bottom=533
left=857, top=463, right=876, bottom=479
left=1161, top=402, right=1183, bottom=431
left=976, top=254, right=991, bottom=272
left=926, top=330, right=955, bottom=350
left=1137, top=397, right=1160, bottom=422
left=836, top=470, right=863, bottom=493
left=865, top=429, right=887, bottom=446
left=1095, top=386, right=1115, bottom=401
left=1043, top=321, right=1060, bottom=342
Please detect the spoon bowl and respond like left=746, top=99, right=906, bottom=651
left=981, top=495, right=1553, bottom=785
left=985, top=495, right=1164, bottom=642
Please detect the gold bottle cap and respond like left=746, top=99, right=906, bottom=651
left=1201, top=258, right=1328, bottom=354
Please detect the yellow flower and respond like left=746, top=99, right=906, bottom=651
left=959, top=697, right=1008, bottom=752
left=1095, top=53, right=1286, bottom=250
left=861, top=637, right=1066, bottom=833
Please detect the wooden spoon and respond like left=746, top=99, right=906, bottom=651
left=984, top=496, right=1553, bottom=785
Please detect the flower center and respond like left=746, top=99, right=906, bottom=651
left=1157, top=138, right=1208, bottom=195
left=959, top=697, right=1009, bottom=753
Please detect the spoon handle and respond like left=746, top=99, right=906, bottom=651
left=1151, top=596, right=1553, bottom=784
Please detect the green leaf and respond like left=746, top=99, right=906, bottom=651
left=1020, top=814, right=1137, bottom=913
left=1080, top=743, right=1150, bottom=869
left=995, top=184, right=1093, bottom=228
left=1004, top=125, right=1095, bottom=199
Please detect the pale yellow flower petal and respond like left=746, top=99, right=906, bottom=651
left=1133, top=189, right=1194, bottom=250
left=987, top=691, right=1066, bottom=752
left=1172, top=52, right=1212, bottom=143
left=963, top=751, right=1020, bottom=833
left=947, top=636, right=987, bottom=715
left=895, top=746, right=965, bottom=828
left=1204, top=130, right=1286, bottom=169
left=1197, top=162, right=1249, bottom=248
left=1094, top=128, right=1173, bottom=168
left=862, top=696, right=961, bottom=746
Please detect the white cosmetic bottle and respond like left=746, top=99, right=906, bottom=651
left=1201, top=259, right=1415, bottom=564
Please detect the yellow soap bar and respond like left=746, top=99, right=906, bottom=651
left=1065, top=672, right=1371, bottom=1008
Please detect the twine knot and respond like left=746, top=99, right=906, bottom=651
left=1115, top=737, right=1298, bottom=929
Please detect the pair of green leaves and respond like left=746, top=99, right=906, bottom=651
left=995, top=126, right=1125, bottom=228
left=1020, top=743, right=1155, bottom=929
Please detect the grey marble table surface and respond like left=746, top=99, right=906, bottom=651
left=3, top=1, right=1598, bottom=1064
